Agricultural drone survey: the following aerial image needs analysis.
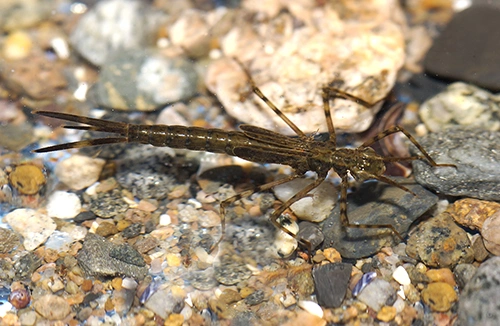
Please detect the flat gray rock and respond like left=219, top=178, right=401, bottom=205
left=321, top=177, right=438, bottom=259
left=412, top=129, right=500, bottom=200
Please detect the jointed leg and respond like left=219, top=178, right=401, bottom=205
left=321, top=87, right=337, bottom=146
left=269, top=177, right=326, bottom=255
left=339, top=173, right=403, bottom=240
left=360, top=125, right=456, bottom=168
left=211, top=174, right=301, bottom=252
left=233, top=59, right=307, bottom=139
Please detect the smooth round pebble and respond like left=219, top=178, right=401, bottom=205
left=392, top=266, right=411, bottom=286
left=46, top=191, right=81, bottom=219
left=4, top=208, right=56, bottom=251
left=55, top=155, right=105, bottom=191
left=421, top=282, right=457, bottom=312
left=33, top=294, right=71, bottom=320
left=481, top=211, right=500, bottom=255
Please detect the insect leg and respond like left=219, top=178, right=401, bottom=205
left=321, top=87, right=337, bottom=146
left=360, top=125, right=456, bottom=168
left=339, top=173, right=403, bottom=240
left=211, top=174, right=301, bottom=252
left=269, top=177, right=326, bottom=256
left=233, top=59, right=307, bottom=139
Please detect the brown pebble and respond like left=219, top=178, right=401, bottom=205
left=8, top=164, right=46, bottom=195
left=219, top=289, right=241, bottom=304
left=111, top=277, right=122, bottom=290
left=425, top=268, right=456, bottom=287
left=323, top=247, right=342, bottom=263
left=421, top=282, right=457, bottom=312
left=95, top=221, right=118, bottom=237
left=449, top=198, right=500, bottom=230
left=376, top=305, right=397, bottom=322
left=481, top=211, right=500, bottom=255
left=33, top=294, right=71, bottom=320
left=164, top=313, right=184, bottom=326
left=240, top=287, right=254, bottom=298
left=137, top=199, right=158, bottom=212
left=471, top=235, right=490, bottom=262
left=105, top=297, right=114, bottom=311
left=116, top=220, right=131, bottom=231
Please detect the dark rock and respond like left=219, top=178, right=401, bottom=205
left=77, top=233, right=148, bottom=279
left=109, top=243, right=146, bottom=267
left=312, top=263, right=352, bottom=308
left=121, top=223, right=142, bottom=238
left=88, top=188, right=129, bottom=218
left=412, top=129, right=500, bottom=201
left=74, top=211, right=96, bottom=223
left=321, top=177, right=438, bottom=259
left=297, top=221, right=324, bottom=251
left=458, top=257, right=500, bottom=325
left=406, top=213, right=473, bottom=268
left=454, top=263, right=477, bottom=290
left=424, top=5, right=500, bottom=91
left=244, top=290, right=265, bottom=306
left=14, top=253, right=42, bottom=281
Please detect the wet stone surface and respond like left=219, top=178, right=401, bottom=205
left=412, top=129, right=500, bottom=200
left=424, top=4, right=500, bottom=91
left=87, top=188, right=129, bottom=218
left=458, top=256, right=500, bottom=325
left=406, top=212, right=474, bottom=268
left=312, top=263, right=352, bottom=308
left=214, top=254, right=252, bottom=286
left=321, top=177, right=438, bottom=259
left=77, top=233, right=148, bottom=279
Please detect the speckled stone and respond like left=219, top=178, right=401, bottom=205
left=448, top=198, right=500, bottom=231
left=459, top=257, right=500, bottom=325
left=322, top=177, right=438, bottom=259
left=33, top=294, right=71, bottom=320
left=77, top=233, right=148, bottom=279
left=406, top=212, right=473, bottom=268
left=87, top=188, right=129, bottom=218
left=0, top=228, right=20, bottom=254
left=421, top=282, right=457, bottom=312
left=5, top=208, right=56, bottom=251
left=480, top=211, right=500, bottom=255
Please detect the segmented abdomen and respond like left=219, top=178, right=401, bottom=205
left=128, top=124, right=252, bottom=156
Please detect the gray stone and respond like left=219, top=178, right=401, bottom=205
left=458, top=257, right=500, bottom=325
left=454, top=263, right=477, bottom=290
left=312, top=263, right=352, bottom=308
left=77, top=233, right=148, bottom=279
left=356, top=278, right=396, bottom=311
left=321, top=177, right=438, bottom=259
left=412, top=129, right=500, bottom=201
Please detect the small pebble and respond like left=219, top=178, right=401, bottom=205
left=46, top=191, right=81, bottom=219
left=2, top=30, right=33, bottom=60
left=392, top=266, right=411, bottom=286
left=481, top=210, right=500, bottom=255
left=421, top=282, right=457, bottom=312
left=55, top=155, right=105, bottom=191
left=297, top=300, right=324, bottom=319
left=33, top=294, right=71, bottom=320
left=426, top=268, right=456, bottom=287
left=8, top=163, right=45, bottom=195
left=4, top=208, right=56, bottom=251
left=356, top=278, right=396, bottom=311
left=448, top=198, right=500, bottom=231
left=377, top=305, right=397, bottom=322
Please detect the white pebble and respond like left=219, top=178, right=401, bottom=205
left=55, top=155, right=105, bottom=190
left=4, top=208, right=56, bottom=251
left=274, top=218, right=299, bottom=257
left=273, top=178, right=337, bottom=223
left=392, top=266, right=411, bottom=286
left=46, top=191, right=82, bottom=219
left=297, top=300, right=323, bottom=319
left=122, top=277, right=138, bottom=290
left=159, top=214, right=171, bottom=226
left=0, top=301, right=12, bottom=317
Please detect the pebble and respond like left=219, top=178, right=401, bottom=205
left=424, top=4, right=500, bottom=91
left=352, top=271, right=377, bottom=297
left=377, top=305, right=397, bottom=322
left=471, top=235, right=490, bottom=262
left=4, top=208, right=56, bottom=251
left=55, top=155, right=105, bottom=191
left=312, top=263, right=352, bottom=308
left=322, top=177, right=438, bottom=259
left=70, top=0, right=167, bottom=66
left=406, top=212, right=474, bottom=268
left=421, top=282, right=457, bottom=312
left=356, top=278, right=396, bottom=312
left=0, top=1, right=53, bottom=32
left=454, top=263, right=477, bottom=290
left=419, top=82, right=500, bottom=132
left=459, top=257, right=500, bottom=325
left=273, top=218, right=299, bottom=258
left=426, top=268, right=456, bottom=287
left=144, top=289, right=185, bottom=320
left=297, top=300, right=323, bottom=319
left=481, top=210, right=500, bottom=255
left=392, top=266, right=411, bottom=286
left=77, top=233, right=148, bottom=279
left=2, top=30, right=33, bottom=60
left=14, top=252, right=42, bottom=280
left=448, top=198, right=500, bottom=231
left=33, top=294, right=71, bottom=320
left=0, top=228, right=20, bottom=254
left=0, top=121, right=34, bottom=152
left=90, top=50, right=198, bottom=111
left=8, top=163, right=45, bottom=195
left=412, top=129, right=500, bottom=201
left=297, top=222, right=324, bottom=251
left=46, top=191, right=81, bottom=219
left=87, top=188, right=129, bottom=218
left=273, top=178, right=337, bottom=223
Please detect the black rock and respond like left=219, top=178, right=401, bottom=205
left=297, top=221, right=324, bottom=251
left=312, top=263, right=352, bottom=308
left=424, top=5, right=500, bottom=91
left=321, top=177, right=438, bottom=259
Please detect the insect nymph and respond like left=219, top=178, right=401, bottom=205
left=34, top=60, right=454, bottom=254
